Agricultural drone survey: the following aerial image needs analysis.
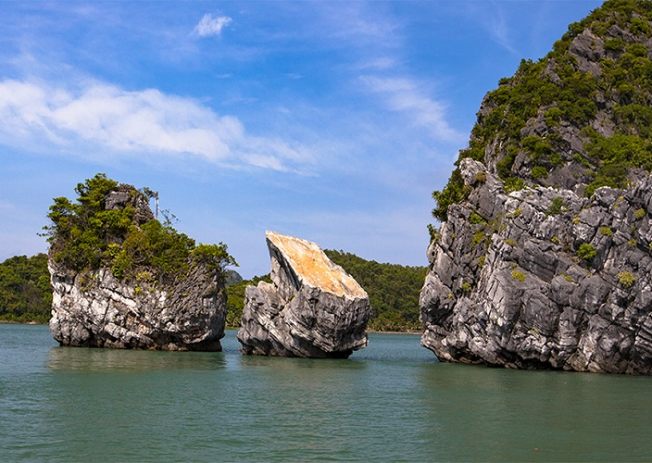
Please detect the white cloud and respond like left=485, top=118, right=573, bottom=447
left=194, top=14, right=232, bottom=38
left=0, top=78, right=313, bottom=171
left=360, top=76, right=462, bottom=142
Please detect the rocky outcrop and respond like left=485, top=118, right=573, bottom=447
left=237, top=232, right=371, bottom=358
left=49, top=261, right=226, bottom=350
left=48, top=178, right=227, bottom=351
left=420, top=159, right=652, bottom=374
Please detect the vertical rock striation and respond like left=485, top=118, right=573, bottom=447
left=421, top=159, right=652, bottom=374
left=421, top=1, right=652, bottom=374
left=237, top=232, right=371, bottom=358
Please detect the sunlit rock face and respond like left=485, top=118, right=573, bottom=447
left=420, top=159, right=652, bottom=375
left=237, top=231, right=371, bottom=358
left=49, top=186, right=226, bottom=351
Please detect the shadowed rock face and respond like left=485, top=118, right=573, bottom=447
left=420, top=159, right=652, bottom=374
left=237, top=231, right=371, bottom=358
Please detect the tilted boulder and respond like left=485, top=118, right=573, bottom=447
left=237, top=231, right=371, bottom=358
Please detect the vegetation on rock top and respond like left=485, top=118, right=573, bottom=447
left=433, top=0, right=652, bottom=222
left=44, top=173, right=236, bottom=284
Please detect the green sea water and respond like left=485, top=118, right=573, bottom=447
left=1, top=324, right=651, bottom=462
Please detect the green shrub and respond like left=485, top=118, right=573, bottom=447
left=599, top=226, right=613, bottom=237
left=0, top=254, right=52, bottom=323
left=511, top=269, right=526, bottom=282
left=45, top=173, right=236, bottom=284
left=617, top=271, right=636, bottom=288
left=460, top=281, right=473, bottom=293
left=634, top=208, right=647, bottom=219
left=547, top=197, right=566, bottom=216
left=469, top=212, right=487, bottom=225
left=531, top=166, right=549, bottom=179
left=504, top=177, right=525, bottom=193
left=577, top=243, right=597, bottom=261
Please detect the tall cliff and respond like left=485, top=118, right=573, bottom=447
left=421, top=0, right=652, bottom=374
left=46, top=174, right=235, bottom=351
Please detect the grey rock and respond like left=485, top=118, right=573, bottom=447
left=237, top=231, right=371, bottom=358
left=421, top=159, right=652, bottom=374
left=49, top=184, right=226, bottom=351
left=49, top=261, right=226, bottom=351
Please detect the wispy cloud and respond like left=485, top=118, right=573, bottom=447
left=487, top=7, right=517, bottom=55
left=0, top=78, right=313, bottom=172
left=360, top=76, right=462, bottom=142
left=194, top=14, right=232, bottom=38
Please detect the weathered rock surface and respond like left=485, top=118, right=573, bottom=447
left=237, top=231, right=371, bottom=358
left=50, top=261, right=226, bottom=350
left=49, top=183, right=227, bottom=351
left=420, top=159, right=652, bottom=374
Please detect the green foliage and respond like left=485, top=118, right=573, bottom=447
left=432, top=168, right=470, bottom=221
left=325, top=250, right=427, bottom=332
left=469, top=211, right=487, bottom=225
left=546, top=197, right=566, bottom=216
left=531, top=166, right=549, bottom=179
left=0, top=254, right=51, bottom=323
left=504, top=177, right=525, bottom=193
left=599, top=226, right=613, bottom=237
left=45, top=173, right=235, bottom=284
left=617, top=271, right=636, bottom=288
left=577, top=243, right=597, bottom=261
left=634, top=208, right=647, bottom=219
left=562, top=273, right=574, bottom=283
left=430, top=0, right=652, bottom=228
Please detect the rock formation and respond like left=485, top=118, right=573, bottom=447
left=47, top=175, right=229, bottom=351
left=49, top=261, right=226, bottom=351
left=421, top=1, right=652, bottom=374
left=237, top=232, right=371, bottom=358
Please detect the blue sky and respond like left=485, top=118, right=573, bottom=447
left=0, top=0, right=602, bottom=277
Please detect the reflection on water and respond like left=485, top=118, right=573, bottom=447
left=48, top=346, right=227, bottom=372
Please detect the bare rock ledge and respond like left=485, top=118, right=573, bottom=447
left=237, top=231, right=371, bottom=358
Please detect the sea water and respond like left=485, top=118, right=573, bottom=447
left=1, top=324, right=650, bottom=462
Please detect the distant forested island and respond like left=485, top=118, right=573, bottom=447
left=1, top=250, right=426, bottom=331
left=0, top=254, right=52, bottom=323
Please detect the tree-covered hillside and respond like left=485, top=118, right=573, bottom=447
left=0, top=254, right=52, bottom=323
left=226, top=251, right=427, bottom=332
left=325, top=250, right=427, bottom=331
left=434, top=0, right=652, bottom=222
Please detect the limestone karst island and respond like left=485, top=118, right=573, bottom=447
left=1, top=1, right=652, bottom=461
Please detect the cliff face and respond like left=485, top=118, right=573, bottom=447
left=49, top=261, right=226, bottom=350
left=238, top=232, right=371, bottom=358
left=422, top=0, right=652, bottom=374
left=47, top=174, right=230, bottom=351
left=421, top=159, right=652, bottom=374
